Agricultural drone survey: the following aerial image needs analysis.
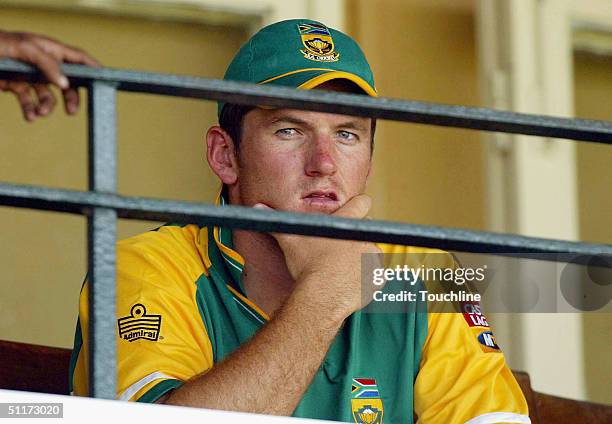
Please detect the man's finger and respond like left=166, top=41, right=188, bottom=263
left=253, top=203, right=272, bottom=210
left=252, top=203, right=296, bottom=244
left=9, top=82, right=37, bottom=121
left=332, top=194, right=371, bottom=219
left=61, top=87, right=80, bottom=115
left=33, top=84, right=57, bottom=116
left=253, top=203, right=282, bottom=235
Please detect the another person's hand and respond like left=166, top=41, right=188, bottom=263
left=0, top=30, right=100, bottom=121
left=255, top=194, right=384, bottom=317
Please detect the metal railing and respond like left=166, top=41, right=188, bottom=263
left=1, top=59, right=611, bottom=400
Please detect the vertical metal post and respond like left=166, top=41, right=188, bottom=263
left=87, top=81, right=118, bottom=399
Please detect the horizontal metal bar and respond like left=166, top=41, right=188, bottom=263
left=1, top=59, right=611, bottom=144
left=0, top=182, right=610, bottom=266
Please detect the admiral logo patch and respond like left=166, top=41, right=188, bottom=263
left=477, top=330, right=501, bottom=353
left=351, top=378, right=384, bottom=424
left=460, top=300, right=490, bottom=328
left=117, top=304, right=161, bottom=342
left=298, top=23, right=340, bottom=62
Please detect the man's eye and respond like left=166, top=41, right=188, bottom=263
left=276, top=128, right=298, bottom=137
left=338, top=130, right=358, bottom=141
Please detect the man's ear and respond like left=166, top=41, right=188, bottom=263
left=206, top=126, right=239, bottom=185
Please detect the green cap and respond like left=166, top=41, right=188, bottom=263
left=218, top=19, right=377, bottom=117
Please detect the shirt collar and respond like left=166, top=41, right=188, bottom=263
left=212, top=186, right=247, bottom=293
left=209, top=186, right=270, bottom=322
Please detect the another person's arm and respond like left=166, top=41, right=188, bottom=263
left=0, top=30, right=99, bottom=121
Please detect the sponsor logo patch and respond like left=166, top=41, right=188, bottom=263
left=298, top=23, right=340, bottom=62
left=351, top=378, right=384, bottom=424
left=117, top=304, right=161, bottom=342
left=460, top=300, right=490, bottom=328
left=477, top=330, right=501, bottom=353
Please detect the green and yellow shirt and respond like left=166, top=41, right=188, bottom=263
left=70, top=192, right=529, bottom=423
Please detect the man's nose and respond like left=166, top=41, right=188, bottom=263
left=305, top=137, right=337, bottom=177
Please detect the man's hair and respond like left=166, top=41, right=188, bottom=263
left=219, top=103, right=255, bottom=152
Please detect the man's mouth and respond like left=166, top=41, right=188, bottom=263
left=303, top=190, right=338, bottom=201
left=301, top=190, right=340, bottom=212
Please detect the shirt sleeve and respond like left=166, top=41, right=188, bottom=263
left=71, top=229, right=214, bottom=402
left=414, top=295, right=530, bottom=423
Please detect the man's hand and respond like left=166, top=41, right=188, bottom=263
left=255, top=194, right=384, bottom=319
left=0, top=30, right=100, bottom=121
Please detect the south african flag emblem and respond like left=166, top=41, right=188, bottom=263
left=351, top=378, right=384, bottom=424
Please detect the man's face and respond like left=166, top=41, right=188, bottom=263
left=233, top=106, right=373, bottom=214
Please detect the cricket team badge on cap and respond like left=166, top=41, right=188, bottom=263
left=351, top=378, right=384, bottom=424
left=298, top=23, right=340, bottom=62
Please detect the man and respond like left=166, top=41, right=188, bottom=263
left=71, top=19, right=530, bottom=423
left=0, top=29, right=99, bottom=120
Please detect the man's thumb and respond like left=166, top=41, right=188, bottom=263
left=333, top=194, right=372, bottom=219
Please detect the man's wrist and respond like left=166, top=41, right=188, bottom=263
left=288, top=273, right=354, bottom=326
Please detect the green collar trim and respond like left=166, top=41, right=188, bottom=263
left=214, top=189, right=246, bottom=294
left=209, top=187, right=269, bottom=324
